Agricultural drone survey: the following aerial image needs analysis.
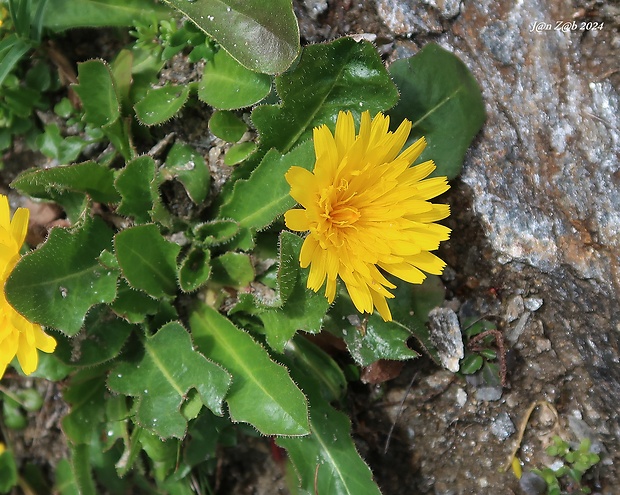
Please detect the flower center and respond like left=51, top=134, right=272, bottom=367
left=318, top=179, right=361, bottom=232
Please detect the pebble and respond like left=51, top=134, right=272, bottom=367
left=524, top=296, right=544, bottom=312
left=505, top=294, right=524, bottom=322
left=427, top=307, right=464, bottom=373
left=519, top=471, right=547, bottom=495
left=475, top=386, right=503, bottom=402
left=455, top=387, right=467, bottom=407
left=491, top=412, right=516, bottom=440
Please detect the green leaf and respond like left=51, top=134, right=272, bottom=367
left=5, top=217, right=119, bottom=335
left=217, top=141, right=314, bottom=249
left=108, top=322, right=231, bottom=439
left=35, top=124, right=88, bottom=164
left=11, top=160, right=121, bottom=203
left=163, top=142, right=210, bottom=205
left=278, top=344, right=382, bottom=495
left=252, top=37, right=399, bottom=155
left=191, top=220, right=239, bottom=247
left=74, top=59, right=132, bottom=159
left=70, top=444, right=96, bottom=495
left=388, top=43, right=486, bottom=179
left=161, top=0, right=299, bottom=74
left=74, top=60, right=120, bottom=128
left=42, top=0, right=170, bottom=31
left=134, top=84, right=190, bottom=125
left=223, top=141, right=256, bottom=166
left=190, top=303, right=310, bottom=436
left=325, top=275, right=445, bottom=366
left=459, top=354, right=483, bottom=375
left=62, top=366, right=108, bottom=444
left=54, top=306, right=134, bottom=367
left=54, top=459, right=79, bottom=495
left=235, top=231, right=329, bottom=352
left=210, top=252, right=254, bottom=287
left=198, top=49, right=271, bottom=110
left=0, top=35, right=32, bottom=88
left=209, top=110, right=247, bottom=142
left=110, top=279, right=160, bottom=323
left=0, top=451, right=18, bottom=493
left=115, top=155, right=159, bottom=223
left=114, top=224, right=181, bottom=298
left=178, top=246, right=211, bottom=292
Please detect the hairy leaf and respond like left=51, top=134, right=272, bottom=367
left=114, top=224, right=181, bottom=298
left=108, top=322, right=231, bottom=439
left=162, top=0, right=299, bottom=74
left=162, top=142, right=210, bottom=205
left=389, top=43, right=486, bottom=179
left=190, top=303, right=310, bottom=436
left=278, top=343, right=382, bottom=495
left=252, top=37, right=399, bottom=155
left=210, top=252, right=254, bottom=287
left=134, top=84, right=190, bottom=126
left=5, top=217, right=119, bottom=335
left=209, top=110, right=247, bottom=142
left=198, top=49, right=272, bottom=110
left=115, top=156, right=159, bottom=223
left=217, top=140, right=314, bottom=249
left=11, top=160, right=120, bottom=203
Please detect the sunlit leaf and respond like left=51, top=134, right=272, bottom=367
left=162, top=0, right=299, bottom=74
left=6, top=217, right=119, bottom=335
left=223, top=142, right=256, bottom=166
left=278, top=343, right=382, bottom=495
left=108, top=322, right=231, bottom=439
left=198, top=49, right=271, bottom=110
left=388, top=43, right=485, bottom=179
left=252, top=37, right=399, bottom=155
left=190, top=303, right=310, bottom=436
left=218, top=141, right=314, bottom=249
left=210, top=252, right=254, bottom=287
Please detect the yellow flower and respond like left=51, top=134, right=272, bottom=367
left=284, top=111, right=451, bottom=321
left=0, top=195, right=56, bottom=378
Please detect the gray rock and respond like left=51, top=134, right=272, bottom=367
left=491, top=412, right=516, bottom=439
left=475, top=386, right=503, bottom=402
left=427, top=307, right=464, bottom=372
left=519, top=471, right=547, bottom=495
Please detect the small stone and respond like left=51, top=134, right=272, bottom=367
left=427, top=307, right=464, bottom=372
left=475, top=386, right=503, bottom=402
left=519, top=471, right=547, bottom=495
left=535, top=337, right=552, bottom=353
left=455, top=387, right=467, bottom=407
left=505, top=295, right=524, bottom=322
left=524, top=297, right=544, bottom=312
left=491, top=412, right=516, bottom=440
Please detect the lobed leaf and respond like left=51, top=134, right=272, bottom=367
left=198, top=49, right=272, bottom=110
left=178, top=246, right=211, bottom=292
left=108, top=322, right=231, bottom=439
left=161, top=0, right=299, bottom=74
left=217, top=140, right=314, bottom=249
left=114, top=224, right=181, bottom=298
left=110, top=279, right=160, bottom=323
left=388, top=43, right=486, bottom=179
left=5, top=217, right=119, bottom=336
left=278, top=342, right=382, bottom=495
left=190, top=303, right=310, bottom=436
left=252, top=37, right=399, bottom=155
left=74, top=60, right=120, bottom=128
left=11, top=160, right=121, bottom=203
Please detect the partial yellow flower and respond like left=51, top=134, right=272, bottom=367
left=284, top=110, right=451, bottom=321
left=0, top=195, right=56, bottom=378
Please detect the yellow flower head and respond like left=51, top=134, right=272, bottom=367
left=0, top=195, right=56, bottom=378
left=284, top=111, right=451, bottom=321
